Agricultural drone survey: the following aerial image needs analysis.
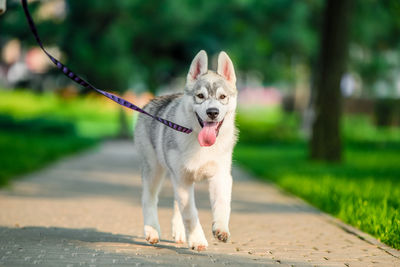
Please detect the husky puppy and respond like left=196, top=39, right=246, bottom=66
left=134, top=50, right=238, bottom=251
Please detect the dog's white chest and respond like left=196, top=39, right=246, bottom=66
left=181, top=147, right=220, bottom=182
left=182, top=160, right=218, bottom=182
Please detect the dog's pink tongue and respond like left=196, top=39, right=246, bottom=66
left=198, top=122, right=218, bottom=147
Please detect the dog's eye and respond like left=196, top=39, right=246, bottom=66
left=219, top=95, right=226, bottom=100
left=197, top=93, right=205, bottom=99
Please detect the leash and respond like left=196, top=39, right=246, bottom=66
left=21, top=0, right=192, bottom=134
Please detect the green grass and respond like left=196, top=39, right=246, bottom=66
left=0, top=89, right=135, bottom=185
left=0, top=131, right=96, bottom=186
left=0, top=90, right=135, bottom=138
left=234, top=115, right=400, bottom=250
left=236, top=106, right=300, bottom=143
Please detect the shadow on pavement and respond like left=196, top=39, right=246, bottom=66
left=0, top=226, right=300, bottom=266
left=2, top=169, right=317, bottom=214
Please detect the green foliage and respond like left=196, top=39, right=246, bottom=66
left=0, top=90, right=134, bottom=138
left=236, top=107, right=300, bottom=143
left=234, top=116, right=400, bottom=249
left=0, top=89, right=134, bottom=185
left=374, top=98, right=400, bottom=127
left=0, top=0, right=324, bottom=91
left=0, top=114, right=76, bottom=136
left=61, top=0, right=138, bottom=92
left=350, top=0, right=400, bottom=96
left=342, top=115, right=400, bottom=142
left=2, top=0, right=400, bottom=94
left=0, top=118, right=96, bottom=186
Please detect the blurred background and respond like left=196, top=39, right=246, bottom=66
left=0, top=0, right=399, bottom=249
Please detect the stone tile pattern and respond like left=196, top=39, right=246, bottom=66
left=0, top=141, right=399, bottom=266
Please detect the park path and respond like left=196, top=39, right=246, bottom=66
left=0, top=141, right=399, bottom=267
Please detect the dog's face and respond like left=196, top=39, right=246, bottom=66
left=185, top=50, right=237, bottom=147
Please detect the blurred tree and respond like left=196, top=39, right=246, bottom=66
left=61, top=0, right=136, bottom=93
left=350, top=0, right=400, bottom=98
left=310, top=0, right=353, bottom=162
left=2, top=0, right=399, bottom=96
left=4, top=0, right=400, bottom=140
left=1, top=0, right=323, bottom=91
left=60, top=0, right=323, bottom=92
left=61, top=0, right=139, bottom=138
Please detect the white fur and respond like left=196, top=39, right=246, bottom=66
left=135, top=50, right=238, bottom=251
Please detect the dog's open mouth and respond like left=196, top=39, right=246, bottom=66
left=196, top=113, right=224, bottom=147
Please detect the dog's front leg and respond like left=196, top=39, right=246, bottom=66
left=173, top=181, right=208, bottom=251
left=209, top=172, right=232, bottom=242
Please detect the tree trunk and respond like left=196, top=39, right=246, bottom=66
left=118, top=107, right=130, bottom=139
left=310, top=0, right=353, bottom=162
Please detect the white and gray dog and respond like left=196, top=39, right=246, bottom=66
left=134, top=50, right=238, bottom=251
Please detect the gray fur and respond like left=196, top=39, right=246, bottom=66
left=162, top=99, right=180, bottom=173
left=142, top=93, right=183, bottom=149
left=186, top=72, right=235, bottom=97
left=134, top=50, right=238, bottom=250
left=212, top=80, right=236, bottom=96
left=194, top=79, right=212, bottom=96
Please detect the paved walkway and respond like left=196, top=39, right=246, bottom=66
left=0, top=141, right=399, bottom=266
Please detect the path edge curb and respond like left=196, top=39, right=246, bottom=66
left=284, top=188, right=400, bottom=259
left=235, top=166, right=400, bottom=259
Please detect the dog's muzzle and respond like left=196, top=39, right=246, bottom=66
left=196, top=112, right=224, bottom=147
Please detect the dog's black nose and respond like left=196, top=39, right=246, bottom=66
left=206, top=108, right=219, bottom=120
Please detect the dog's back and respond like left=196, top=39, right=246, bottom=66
left=134, top=93, right=183, bottom=154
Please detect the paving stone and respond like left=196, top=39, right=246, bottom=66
left=0, top=141, right=399, bottom=266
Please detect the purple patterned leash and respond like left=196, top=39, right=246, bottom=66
left=21, top=0, right=192, bottom=134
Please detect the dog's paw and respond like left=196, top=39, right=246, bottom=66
left=212, top=223, right=230, bottom=242
left=189, top=239, right=208, bottom=251
left=144, top=225, right=160, bottom=244
left=213, top=229, right=230, bottom=242
left=172, top=225, right=186, bottom=244
left=188, top=230, right=208, bottom=251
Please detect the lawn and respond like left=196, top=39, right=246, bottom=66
left=0, top=90, right=134, bottom=138
left=0, top=131, right=95, bottom=186
left=234, top=109, right=400, bottom=249
left=0, top=89, right=135, bottom=186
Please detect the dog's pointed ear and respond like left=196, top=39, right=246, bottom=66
left=187, top=50, right=208, bottom=84
left=217, top=51, right=236, bottom=85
